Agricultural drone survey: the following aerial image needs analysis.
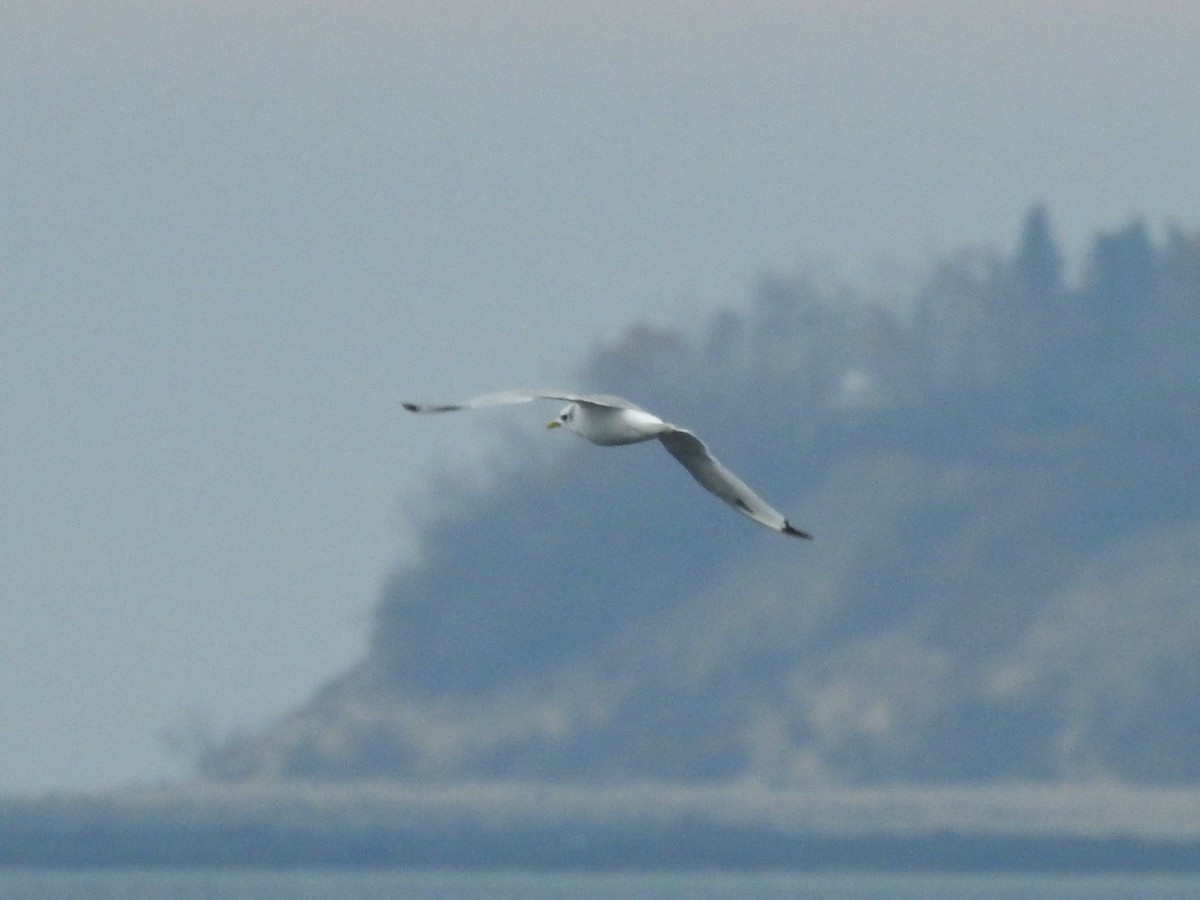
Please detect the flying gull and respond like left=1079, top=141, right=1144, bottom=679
left=403, top=390, right=811, bottom=539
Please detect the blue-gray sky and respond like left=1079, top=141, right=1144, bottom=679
left=4, top=1, right=1199, bottom=794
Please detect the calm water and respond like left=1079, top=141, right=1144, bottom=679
left=2, top=870, right=1199, bottom=900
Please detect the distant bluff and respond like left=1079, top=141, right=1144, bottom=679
left=198, top=208, right=1200, bottom=787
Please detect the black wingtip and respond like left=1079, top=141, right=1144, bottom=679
left=402, top=402, right=419, bottom=412
left=783, top=521, right=813, bottom=540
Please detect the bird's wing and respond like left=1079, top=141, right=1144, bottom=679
left=657, top=427, right=812, bottom=539
left=403, top=390, right=640, bottom=414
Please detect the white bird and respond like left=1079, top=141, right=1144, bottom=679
left=403, top=390, right=811, bottom=539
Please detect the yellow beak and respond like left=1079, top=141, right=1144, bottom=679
left=546, top=420, right=562, bottom=429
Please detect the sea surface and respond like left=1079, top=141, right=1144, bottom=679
left=2, top=870, right=1199, bottom=899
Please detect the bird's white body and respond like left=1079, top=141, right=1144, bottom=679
left=403, top=390, right=811, bottom=539
left=552, top=402, right=666, bottom=446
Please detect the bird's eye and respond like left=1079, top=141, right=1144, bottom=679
left=560, top=412, right=569, bottom=421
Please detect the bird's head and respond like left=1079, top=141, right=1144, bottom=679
left=547, top=403, right=576, bottom=431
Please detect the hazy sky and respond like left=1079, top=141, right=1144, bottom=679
left=4, top=1, right=1199, bottom=794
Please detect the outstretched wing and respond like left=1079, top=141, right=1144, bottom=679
left=657, top=427, right=811, bottom=539
left=402, top=390, right=642, bottom=414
